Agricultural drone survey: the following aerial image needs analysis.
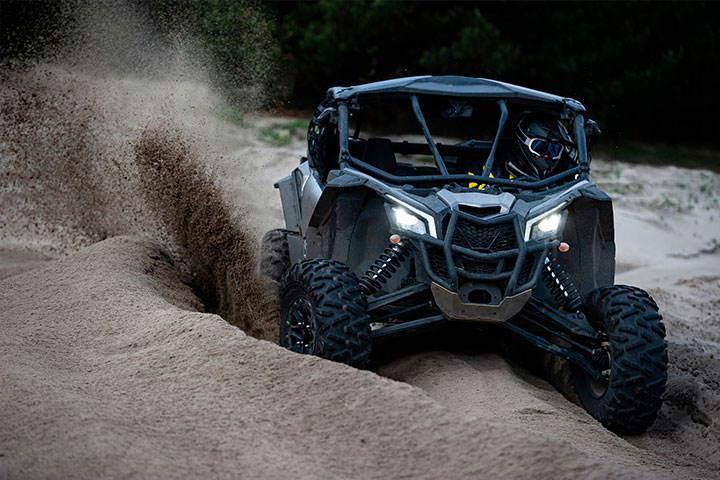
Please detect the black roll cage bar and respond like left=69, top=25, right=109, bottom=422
left=336, top=94, right=590, bottom=190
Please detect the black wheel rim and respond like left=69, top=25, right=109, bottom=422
left=284, top=297, right=316, bottom=354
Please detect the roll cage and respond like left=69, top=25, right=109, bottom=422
left=308, top=76, right=594, bottom=191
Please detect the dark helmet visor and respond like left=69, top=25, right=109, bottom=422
left=528, top=139, right=564, bottom=160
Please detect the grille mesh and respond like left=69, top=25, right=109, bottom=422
left=518, top=254, right=538, bottom=285
left=452, top=220, right=516, bottom=252
left=423, top=216, right=526, bottom=289
left=461, top=259, right=498, bottom=275
left=428, top=247, right=449, bottom=282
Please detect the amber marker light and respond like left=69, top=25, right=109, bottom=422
left=390, top=234, right=402, bottom=244
left=559, top=242, right=570, bottom=252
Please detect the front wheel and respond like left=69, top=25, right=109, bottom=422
left=279, top=259, right=371, bottom=368
left=571, top=285, right=668, bottom=435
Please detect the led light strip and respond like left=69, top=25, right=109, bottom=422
left=527, top=180, right=588, bottom=217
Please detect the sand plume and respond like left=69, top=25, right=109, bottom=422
left=133, top=124, right=277, bottom=341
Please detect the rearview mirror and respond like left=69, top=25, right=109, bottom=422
left=316, top=107, right=337, bottom=126
left=442, top=99, right=473, bottom=118
left=585, top=119, right=602, bottom=137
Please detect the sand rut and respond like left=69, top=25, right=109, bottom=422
left=133, top=125, right=277, bottom=341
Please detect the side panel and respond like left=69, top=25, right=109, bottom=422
left=276, top=173, right=305, bottom=264
left=559, top=192, right=616, bottom=298
left=299, top=168, right=323, bottom=233
left=346, top=195, right=405, bottom=291
left=276, top=174, right=301, bottom=233
left=305, top=187, right=367, bottom=264
left=305, top=188, right=411, bottom=292
left=277, top=161, right=324, bottom=265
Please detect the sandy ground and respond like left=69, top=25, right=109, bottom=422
left=2, top=236, right=678, bottom=480
left=1, top=64, right=719, bottom=479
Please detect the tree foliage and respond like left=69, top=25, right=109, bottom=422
left=2, top=0, right=718, bottom=146
left=191, top=0, right=279, bottom=105
left=271, top=1, right=720, bottom=145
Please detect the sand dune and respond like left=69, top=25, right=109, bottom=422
left=1, top=64, right=719, bottom=478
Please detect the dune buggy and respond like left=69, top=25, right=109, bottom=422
left=261, top=76, right=667, bottom=434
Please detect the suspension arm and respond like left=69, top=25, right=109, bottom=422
left=502, top=321, right=604, bottom=380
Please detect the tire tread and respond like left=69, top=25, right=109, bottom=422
left=573, top=284, right=668, bottom=435
left=260, top=229, right=291, bottom=283
left=280, top=259, right=371, bottom=368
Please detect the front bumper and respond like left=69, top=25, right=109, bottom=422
left=431, top=282, right=532, bottom=322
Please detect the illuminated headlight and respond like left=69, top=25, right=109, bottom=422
left=526, top=210, right=567, bottom=240
left=392, top=206, right=427, bottom=235
left=537, top=213, right=562, bottom=233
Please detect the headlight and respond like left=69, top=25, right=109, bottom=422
left=536, top=213, right=562, bottom=234
left=526, top=209, right=567, bottom=240
left=386, top=194, right=437, bottom=237
left=391, top=206, right=427, bottom=235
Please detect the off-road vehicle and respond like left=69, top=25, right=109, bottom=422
left=261, top=76, right=667, bottom=435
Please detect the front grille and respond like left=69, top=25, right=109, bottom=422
left=518, top=254, right=538, bottom=286
left=452, top=220, right=516, bottom=252
left=461, top=258, right=498, bottom=275
left=419, top=212, right=540, bottom=296
left=428, top=246, right=449, bottom=282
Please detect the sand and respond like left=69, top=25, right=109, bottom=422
left=1, top=63, right=719, bottom=478
left=2, top=236, right=680, bottom=480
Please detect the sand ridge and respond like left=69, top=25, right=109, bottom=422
left=0, top=63, right=718, bottom=479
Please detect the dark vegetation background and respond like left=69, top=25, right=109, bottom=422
left=2, top=0, right=719, bottom=165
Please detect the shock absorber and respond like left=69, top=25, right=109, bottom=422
left=359, top=235, right=409, bottom=296
left=542, top=254, right=583, bottom=311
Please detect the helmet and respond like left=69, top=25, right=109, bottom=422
left=508, top=114, right=575, bottom=180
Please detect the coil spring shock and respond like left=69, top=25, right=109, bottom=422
left=543, top=255, right=583, bottom=311
left=359, top=240, right=409, bottom=295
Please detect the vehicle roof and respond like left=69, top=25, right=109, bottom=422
left=327, top=75, right=585, bottom=112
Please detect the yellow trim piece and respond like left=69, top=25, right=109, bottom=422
left=467, top=171, right=494, bottom=189
left=467, top=171, right=478, bottom=189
